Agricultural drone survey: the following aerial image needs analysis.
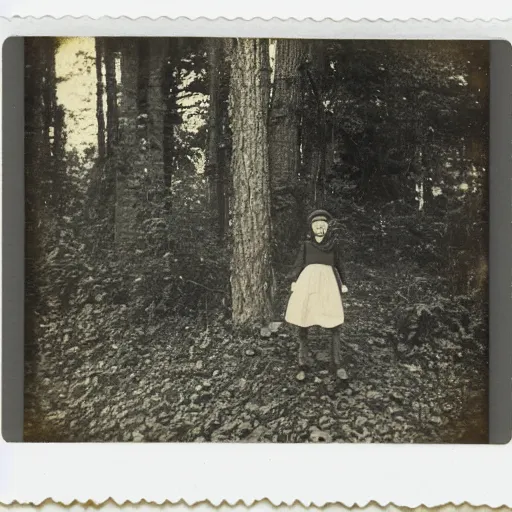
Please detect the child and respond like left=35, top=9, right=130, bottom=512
left=285, top=209, right=348, bottom=369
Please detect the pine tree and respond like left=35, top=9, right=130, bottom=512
left=229, top=38, right=274, bottom=327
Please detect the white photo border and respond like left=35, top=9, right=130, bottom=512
left=1, top=16, right=511, bottom=507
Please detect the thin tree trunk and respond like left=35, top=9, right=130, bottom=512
left=229, top=38, right=273, bottom=328
left=162, top=39, right=178, bottom=193
left=102, top=38, right=119, bottom=239
left=136, top=38, right=166, bottom=186
left=206, top=38, right=230, bottom=240
left=53, top=104, right=66, bottom=216
left=95, top=38, right=106, bottom=160
left=219, top=47, right=232, bottom=237
left=268, top=38, right=304, bottom=257
left=40, top=39, right=56, bottom=165
left=147, top=38, right=168, bottom=184
left=115, top=39, right=139, bottom=251
left=137, top=39, right=150, bottom=131
left=53, top=105, right=66, bottom=160
left=24, top=37, right=43, bottom=432
left=302, top=40, right=327, bottom=209
left=104, top=38, right=119, bottom=157
left=206, top=38, right=221, bottom=212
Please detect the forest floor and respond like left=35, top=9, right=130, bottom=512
left=24, top=209, right=488, bottom=443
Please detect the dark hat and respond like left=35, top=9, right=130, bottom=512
left=307, top=209, right=333, bottom=225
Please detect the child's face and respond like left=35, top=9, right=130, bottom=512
left=311, top=219, right=328, bottom=237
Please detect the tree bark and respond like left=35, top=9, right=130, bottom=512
left=229, top=38, right=274, bottom=328
left=95, top=38, right=106, bottom=160
left=268, top=38, right=305, bottom=256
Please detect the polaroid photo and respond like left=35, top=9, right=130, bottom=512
left=1, top=15, right=511, bottom=508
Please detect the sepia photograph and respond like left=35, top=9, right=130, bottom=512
left=23, top=36, right=489, bottom=443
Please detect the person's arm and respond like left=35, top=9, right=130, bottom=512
left=335, top=247, right=348, bottom=288
left=286, top=242, right=305, bottom=281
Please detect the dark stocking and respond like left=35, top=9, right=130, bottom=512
left=297, top=326, right=312, bottom=368
left=330, top=326, right=342, bottom=368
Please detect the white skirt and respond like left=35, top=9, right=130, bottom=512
left=285, top=264, right=344, bottom=328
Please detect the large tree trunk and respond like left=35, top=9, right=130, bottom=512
left=268, top=38, right=304, bottom=257
left=229, top=38, right=273, bottom=328
left=206, top=38, right=230, bottom=240
left=95, top=38, right=106, bottom=160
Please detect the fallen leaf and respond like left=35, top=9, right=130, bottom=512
left=355, top=416, right=368, bottom=427
left=269, top=322, right=282, bottom=333
left=260, top=327, right=271, bottom=338
left=310, top=429, right=332, bottom=442
left=337, top=368, right=349, bottom=380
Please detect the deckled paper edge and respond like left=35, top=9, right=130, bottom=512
left=2, top=500, right=512, bottom=508
left=1, top=15, right=510, bottom=511
left=1, top=15, right=512, bottom=21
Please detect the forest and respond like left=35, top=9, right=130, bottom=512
left=24, top=37, right=489, bottom=443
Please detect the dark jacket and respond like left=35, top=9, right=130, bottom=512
left=287, top=240, right=348, bottom=291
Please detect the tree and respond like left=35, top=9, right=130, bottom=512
left=322, top=39, right=489, bottom=207
left=229, top=38, right=274, bottom=328
left=268, top=39, right=305, bottom=257
left=206, top=38, right=230, bottom=239
left=300, top=40, right=330, bottom=208
left=147, top=38, right=169, bottom=185
left=135, top=38, right=167, bottom=184
left=115, top=38, right=139, bottom=250
left=162, top=39, right=179, bottom=193
left=24, top=37, right=67, bottom=387
left=25, top=37, right=46, bottom=320
left=104, top=38, right=119, bottom=156
left=114, top=38, right=176, bottom=252
left=94, top=38, right=106, bottom=160
left=96, top=37, right=120, bottom=237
